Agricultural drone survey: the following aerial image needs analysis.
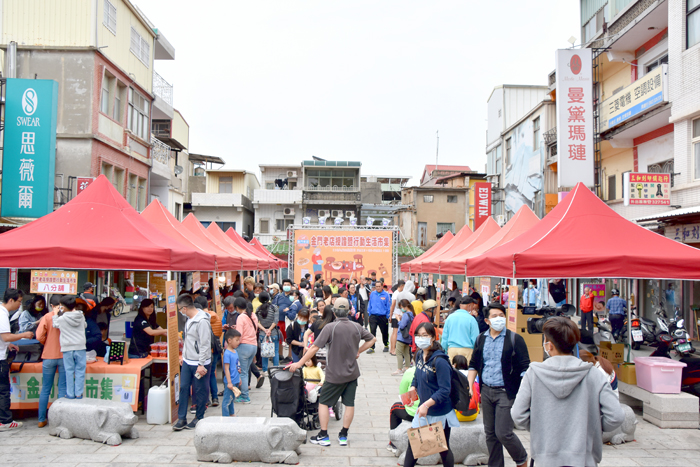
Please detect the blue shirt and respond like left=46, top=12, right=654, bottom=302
left=522, top=287, right=539, bottom=305
left=367, top=290, right=391, bottom=317
left=276, top=293, right=293, bottom=321
left=482, top=328, right=506, bottom=387
left=440, top=309, right=479, bottom=350
left=606, top=296, right=627, bottom=315
left=223, top=349, right=241, bottom=386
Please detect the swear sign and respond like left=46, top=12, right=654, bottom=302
left=473, top=182, right=492, bottom=230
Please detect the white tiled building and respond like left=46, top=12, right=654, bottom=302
left=253, top=164, right=303, bottom=246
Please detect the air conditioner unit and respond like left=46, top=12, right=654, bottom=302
left=283, top=207, right=295, bottom=216
left=331, top=210, right=344, bottom=218
left=318, top=210, right=329, bottom=218
left=345, top=211, right=355, bottom=218
left=287, top=170, right=298, bottom=178
left=495, top=215, right=505, bottom=226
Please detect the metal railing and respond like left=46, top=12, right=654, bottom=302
left=151, top=136, right=171, bottom=164
left=543, top=127, right=557, bottom=146
left=153, top=71, right=173, bottom=106
left=304, top=185, right=358, bottom=192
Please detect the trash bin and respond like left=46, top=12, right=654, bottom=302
left=125, top=321, right=133, bottom=339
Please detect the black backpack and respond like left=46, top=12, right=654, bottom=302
left=436, top=354, right=472, bottom=413
left=400, top=312, right=414, bottom=341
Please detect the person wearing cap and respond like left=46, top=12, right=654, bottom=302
left=408, top=299, right=438, bottom=353
left=412, top=287, right=426, bottom=316
left=367, top=280, right=391, bottom=354
left=441, top=296, right=479, bottom=362
left=81, top=282, right=96, bottom=302
left=605, top=289, right=627, bottom=338
left=287, top=297, right=376, bottom=447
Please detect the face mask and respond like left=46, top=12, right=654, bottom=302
left=35, top=305, right=44, bottom=312
left=297, top=319, right=307, bottom=325
left=283, top=286, right=291, bottom=293
left=254, top=293, right=259, bottom=298
left=528, top=284, right=533, bottom=289
left=543, top=341, right=551, bottom=358
left=489, top=316, right=506, bottom=332
left=415, top=336, right=432, bottom=350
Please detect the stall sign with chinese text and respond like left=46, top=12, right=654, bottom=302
left=30, top=270, right=77, bottom=294
left=165, top=280, right=180, bottom=422
left=555, top=49, right=594, bottom=187
left=76, top=177, right=95, bottom=195
left=623, top=172, right=671, bottom=206
left=600, top=65, right=667, bottom=132
left=1, top=79, right=58, bottom=218
left=665, top=224, right=700, bottom=244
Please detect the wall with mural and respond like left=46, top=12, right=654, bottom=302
left=504, top=117, right=544, bottom=215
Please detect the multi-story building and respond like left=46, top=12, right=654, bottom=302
left=301, top=159, right=362, bottom=224
left=253, top=164, right=303, bottom=246
left=0, top=0, right=175, bottom=212
left=151, top=108, right=190, bottom=220
left=190, top=169, right=259, bottom=237
left=359, top=175, right=411, bottom=227
left=432, top=171, right=490, bottom=228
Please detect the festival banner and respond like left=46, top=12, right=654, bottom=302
left=165, top=280, right=180, bottom=422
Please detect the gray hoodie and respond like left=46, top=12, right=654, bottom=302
left=511, top=355, right=625, bottom=467
left=182, top=309, right=212, bottom=366
left=52, top=311, right=87, bottom=352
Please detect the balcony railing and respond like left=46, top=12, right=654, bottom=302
left=304, top=185, right=358, bottom=192
left=153, top=71, right=173, bottom=106
left=253, top=189, right=303, bottom=204
left=543, top=127, right=557, bottom=146
left=151, top=136, right=171, bottom=164
left=303, top=192, right=362, bottom=203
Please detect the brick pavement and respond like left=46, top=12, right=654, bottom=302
left=2, top=340, right=700, bottom=466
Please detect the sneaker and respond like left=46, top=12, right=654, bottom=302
left=38, top=421, right=48, bottom=428
left=387, top=442, right=397, bottom=454
left=391, top=369, right=403, bottom=376
left=172, top=419, right=187, bottom=431
left=256, top=376, right=265, bottom=389
left=211, top=399, right=219, bottom=407
left=185, top=418, right=200, bottom=430
left=383, top=347, right=389, bottom=353
left=329, top=407, right=335, bottom=418
left=0, top=421, right=23, bottom=431
left=338, top=434, right=348, bottom=446
left=367, top=348, right=375, bottom=354
left=218, top=390, right=224, bottom=397
left=310, top=434, right=331, bottom=446
left=190, top=404, right=196, bottom=414
left=235, top=396, right=251, bottom=404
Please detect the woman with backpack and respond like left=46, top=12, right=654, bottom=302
left=255, top=292, right=280, bottom=372
left=394, top=299, right=414, bottom=375
left=405, top=322, right=457, bottom=467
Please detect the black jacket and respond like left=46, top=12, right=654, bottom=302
left=468, top=329, right=530, bottom=400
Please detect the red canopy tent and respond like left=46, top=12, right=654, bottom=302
left=400, top=230, right=459, bottom=273
left=467, top=182, right=700, bottom=280
left=420, top=217, right=501, bottom=274
left=441, top=205, right=540, bottom=275
left=206, top=222, right=276, bottom=270
left=140, top=200, right=231, bottom=271
left=0, top=175, right=213, bottom=271
left=249, top=237, right=289, bottom=268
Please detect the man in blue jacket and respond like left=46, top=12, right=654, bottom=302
left=276, top=279, right=294, bottom=362
left=367, top=280, right=391, bottom=354
left=440, top=296, right=479, bottom=362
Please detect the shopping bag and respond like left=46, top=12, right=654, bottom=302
left=407, top=418, right=448, bottom=459
left=261, top=337, right=275, bottom=358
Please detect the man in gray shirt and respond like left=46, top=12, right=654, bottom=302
left=287, top=298, right=376, bottom=448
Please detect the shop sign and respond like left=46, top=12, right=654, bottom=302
left=623, top=172, right=671, bottom=206
left=507, top=280, right=519, bottom=332
left=30, top=270, right=77, bottom=294
left=165, top=280, right=180, bottom=423
left=555, top=49, right=594, bottom=187
left=474, top=182, right=492, bottom=230
left=665, top=224, right=700, bottom=244
left=9, top=268, right=18, bottom=289
left=225, top=271, right=232, bottom=287
left=76, top=177, right=95, bottom=195
left=600, top=65, right=667, bottom=132
left=582, top=283, right=606, bottom=305
left=1, top=78, right=58, bottom=218
left=192, top=271, right=201, bottom=292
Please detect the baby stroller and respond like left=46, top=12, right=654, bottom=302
left=303, top=376, right=343, bottom=428
left=269, top=367, right=317, bottom=431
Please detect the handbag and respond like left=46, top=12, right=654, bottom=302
left=407, top=418, right=448, bottom=459
left=8, top=338, right=43, bottom=372
left=261, top=336, right=275, bottom=358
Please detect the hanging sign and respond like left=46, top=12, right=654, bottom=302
left=30, top=270, right=77, bottom=295
left=474, top=182, right=492, bottom=230
left=623, top=172, right=671, bottom=206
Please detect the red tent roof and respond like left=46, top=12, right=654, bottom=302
left=176, top=214, right=243, bottom=270
left=140, top=200, right=221, bottom=271
left=400, top=230, right=456, bottom=273
left=249, top=236, right=289, bottom=268
left=0, top=175, right=213, bottom=271
left=467, top=183, right=700, bottom=279
left=420, top=217, right=501, bottom=274
left=206, top=223, right=276, bottom=270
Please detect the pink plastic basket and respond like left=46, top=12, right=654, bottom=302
left=633, top=356, right=686, bottom=394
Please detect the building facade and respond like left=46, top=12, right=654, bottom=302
left=253, top=164, right=303, bottom=246
left=301, top=160, right=362, bottom=224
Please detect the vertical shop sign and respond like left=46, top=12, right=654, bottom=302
left=474, top=182, right=492, bottom=230
left=9, top=269, right=18, bottom=289
left=192, top=272, right=201, bottom=292
left=1, top=79, right=58, bottom=218
left=556, top=49, right=594, bottom=188
left=507, top=280, right=519, bottom=332
left=213, top=275, right=222, bottom=320
left=165, top=280, right=180, bottom=423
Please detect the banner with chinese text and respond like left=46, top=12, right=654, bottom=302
left=665, top=224, right=700, bottom=244
left=600, top=65, right=667, bottom=132
left=507, top=280, right=519, bottom=332
left=623, top=172, right=671, bottom=206
left=30, top=270, right=78, bottom=294
left=292, top=229, right=393, bottom=285
left=165, top=280, right=180, bottom=422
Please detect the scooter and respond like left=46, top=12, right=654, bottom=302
left=619, top=306, right=657, bottom=350
left=655, top=305, right=695, bottom=356
left=593, top=314, right=615, bottom=345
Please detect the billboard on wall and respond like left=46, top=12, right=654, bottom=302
left=556, top=49, right=594, bottom=188
left=292, top=229, right=393, bottom=285
left=623, top=172, right=671, bottom=206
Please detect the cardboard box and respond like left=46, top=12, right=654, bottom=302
left=519, top=331, right=543, bottom=348
left=528, top=345, right=544, bottom=363
left=599, top=341, right=625, bottom=364
left=616, top=363, right=636, bottom=385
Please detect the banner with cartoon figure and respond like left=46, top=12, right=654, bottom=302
left=293, top=229, right=393, bottom=285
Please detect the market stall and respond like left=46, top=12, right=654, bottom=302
left=400, top=230, right=457, bottom=273
left=249, top=236, right=289, bottom=269
left=206, top=222, right=276, bottom=270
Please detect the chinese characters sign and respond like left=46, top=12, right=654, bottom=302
left=555, top=49, right=594, bottom=187
left=623, top=172, right=671, bottom=206
left=76, top=177, right=95, bottom=195
left=473, top=182, right=492, bottom=230
left=165, top=279, right=180, bottom=422
left=582, top=283, right=606, bottom=305
left=600, top=65, right=667, bottom=132
left=665, top=224, right=700, bottom=244
left=2, top=79, right=58, bottom=218
left=30, top=270, right=78, bottom=295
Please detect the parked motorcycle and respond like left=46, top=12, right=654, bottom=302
left=593, top=314, right=616, bottom=345
left=655, top=305, right=695, bottom=356
left=619, top=306, right=658, bottom=350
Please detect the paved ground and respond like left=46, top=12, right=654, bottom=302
left=2, top=330, right=700, bottom=467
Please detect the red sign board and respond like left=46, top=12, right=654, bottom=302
left=474, top=182, right=492, bottom=230
left=76, top=177, right=95, bottom=195
left=9, top=268, right=17, bottom=289
left=624, top=172, right=671, bottom=206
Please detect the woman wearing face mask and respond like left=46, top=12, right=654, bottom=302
left=19, top=295, right=48, bottom=333
left=286, top=308, right=310, bottom=362
left=404, top=322, right=457, bottom=467
left=511, top=317, right=625, bottom=467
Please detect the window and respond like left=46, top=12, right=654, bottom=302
left=265, top=182, right=274, bottom=189
left=689, top=0, right=700, bottom=49
left=276, top=218, right=293, bottom=232
left=260, top=219, right=270, bottom=234
left=693, top=120, right=700, bottom=179
left=607, top=175, right=616, bottom=200
left=219, top=176, right=233, bottom=194
left=174, top=203, right=182, bottom=221
left=127, top=88, right=150, bottom=140
left=113, top=82, right=126, bottom=122
left=436, top=223, right=455, bottom=236
left=533, top=117, right=540, bottom=150
left=103, top=0, right=117, bottom=35
left=645, top=55, right=668, bottom=73
left=447, top=195, right=457, bottom=203
left=100, top=73, right=115, bottom=115
left=138, top=177, right=147, bottom=211
left=216, top=222, right=236, bottom=232
left=649, top=159, right=676, bottom=186
left=101, top=162, right=124, bottom=195
left=130, top=27, right=150, bottom=66
left=423, top=195, right=434, bottom=203
left=127, top=174, right=138, bottom=208
left=506, top=137, right=512, bottom=166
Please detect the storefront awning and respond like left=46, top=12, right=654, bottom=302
left=634, top=205, right=700, bottom=223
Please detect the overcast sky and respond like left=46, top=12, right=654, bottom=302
left=139, top=1, right=580, bottom=184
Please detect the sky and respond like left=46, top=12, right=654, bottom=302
left=138, top=1, right=580, bottom=185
